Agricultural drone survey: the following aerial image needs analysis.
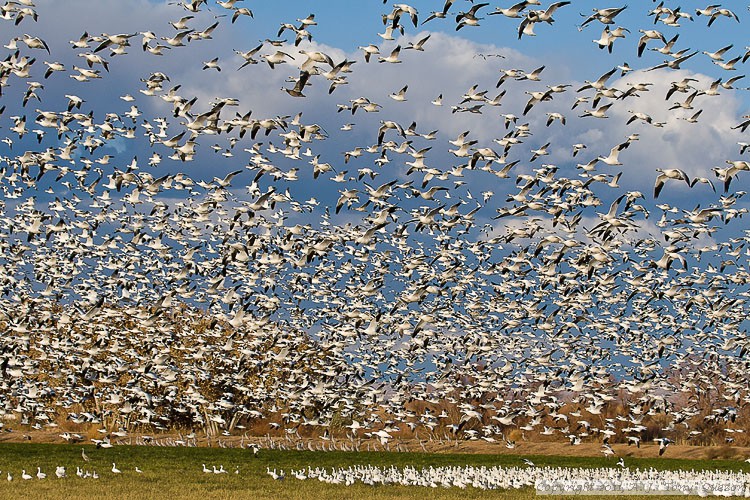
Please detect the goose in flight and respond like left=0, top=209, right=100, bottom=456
left=404, top=34, right=430, bottom=51
left=202, top=57, right=220, bottom=71
left=378, top=45, right=402, bottom=63
left=592, top=26, right=627, bottom=53
left=358, top=44, right=380, bottom=62
left=545, top=112, right=565, bottom=126
left=43, top=61, right=65, bottom=79
left=455, top=2, right=489, bottom=29
left=703, top=43, right=734, bottom=61
left=654, top=437, right=674, bottom=456
left=527, top=1, right=571, bottom=24
left=707, top=7, right=740, bottom=26
left=597, top=142, right=629, bottom=165
left=234, top=44, right=263, bottom=69
left=654, top=168, right=691, bottom=198
left=523, top=90, right=552, bottom=115
left=637, top=30, right=666, bottom=57
left=283, top=70, right=312, bottom=98
left=732, top=116, right=750, bottom=133
left=646, top=51, right=698, bottom=72
left=713, top=160, right=750, bottom=191
left=69, top=31, right=90, bottom=49
left=649, top=33, right=680, bottom=56
left=579, top=103, right=612, bottom=119
left=297, top=13, right=316, bottom=27
left=21, top=33, right=50, bottom=53
left=422, top=10, right=447, bottom=25
left=577, top=67, right=617, bottom=92
left=713, top=55, right=743, bottom=71
left=389, top=85, right=408, bottom=102
left=668, top=90, right=701, bottom=111
left=231, top=7, right=253, bottom=23
left=518, top=2, right=570, bottom=38
left=679, top=109, right=703, bottom=124
left=93, top=32, right=136, bottom=53
left=489, top=1, right=535, bottom=19
left=169, top=15, right=194, bottom=30
left=262, top=50, right=293, bottom=69
left=579, top=6, right=628, bottom=30
left=517, top=65, right=545, bottom=81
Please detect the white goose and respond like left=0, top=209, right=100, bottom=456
left=654, top=168, right=691, bottom=198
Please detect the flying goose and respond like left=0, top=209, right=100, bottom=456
left=654, top=168, right=691, bottom=198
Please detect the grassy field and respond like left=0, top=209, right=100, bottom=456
left=0, top=443, right=748, bottom=499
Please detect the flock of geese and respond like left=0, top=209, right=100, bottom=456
left=1, top=462, right=130, bottom=481
left=2, top=0, right=750, bottom=464
left=276, top=464, right=750, bottom=495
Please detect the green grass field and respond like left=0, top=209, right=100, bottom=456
left=0, top=443, right=747, bottom=499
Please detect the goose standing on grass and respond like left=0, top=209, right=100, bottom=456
left=267, top=467, right=285, bottom=480
left=111, top=463, right=121, bottom=474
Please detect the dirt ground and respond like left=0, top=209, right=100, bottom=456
left=2, top=429, right=749, bottom=461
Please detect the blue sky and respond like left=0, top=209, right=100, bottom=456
left=2, top=0, right=750, bottom=288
